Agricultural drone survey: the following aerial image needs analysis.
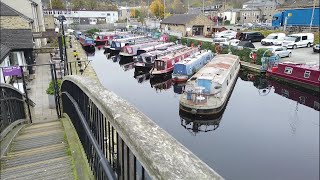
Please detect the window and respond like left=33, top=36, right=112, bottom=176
left=304, top=71, right=311, bottom=78
left=302, top=36, right=307, bottom=40
left=299, top=96, right=306, bottom=104
left=314, top=101, right=320, bottom=110
left=107, top=13, right=110, bottom=16
left=281, top=89, right=289, bottom=98
left=284, top=67, right=293, bottom=74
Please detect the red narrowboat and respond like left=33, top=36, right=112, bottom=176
left=151, top=47, right=199, bottom=76
left=267, top=62, right=320, bottom=91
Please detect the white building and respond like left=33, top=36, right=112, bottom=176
left=223, top=9, right=241, bottom=24
left=43, top=9, right=119, bottom=26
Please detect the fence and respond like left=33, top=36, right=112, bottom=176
left=61, top=75, right=223, bottom=180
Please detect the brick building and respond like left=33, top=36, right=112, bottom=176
left=160, top=14, right=215, bottom=38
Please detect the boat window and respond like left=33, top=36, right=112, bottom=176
left=304, top=71, right=311, bottom=78
left=314, top=101, right=320, bottom=111
left=284, top=67, right=293, bottom=74
left=299, top=96, right=306, bottom=104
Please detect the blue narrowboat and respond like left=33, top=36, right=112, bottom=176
left=79, top=35, right=95, bottom=53
left=172, top=50, right=214, bottom=82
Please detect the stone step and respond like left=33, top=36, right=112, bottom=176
left=21, top=124, right=62, bottom=135
left=23, top=121, right=61, bottom=130
left=11, top=137, right=65, bottom=152
left=7, top=143, right=66, bottom=157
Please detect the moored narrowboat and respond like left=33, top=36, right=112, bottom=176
left=134, top=44, right=186, bottom=72
left=136, top=42, right=175, bottom=56
left=119, top=41, right=163, bottom=58
left=266, top=62, right=320, bottom=91
left=151, top=47, right=199, bottom=76
left=104, top=35, right=145, bottom=55
left=79, top=35, right=95, bottom=53
left=172, top=50, right=214, bottom=83
left=179, top=54, right=240, bottom=115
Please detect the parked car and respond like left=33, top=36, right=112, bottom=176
left=214, top=30, right=237, bottom=39
left=282, top=33, right=314, bottom=49
left=268, top=46, right=292, bottom=58
left=221, top=39, right=241, bottom=47
left=261, top=33, right=286, bottom=46
left=239, top=32, right=265, bottom=42
left=313, top=44, right=320, bottom=53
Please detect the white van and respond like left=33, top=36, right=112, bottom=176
left=282, top=33, right=314, bottom=49
left=261, top=33, right=286, bottom=46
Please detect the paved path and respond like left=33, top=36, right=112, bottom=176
left=28, top=54, right=57, bottom=123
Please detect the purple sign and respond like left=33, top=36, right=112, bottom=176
left=2, top=66, right=22, bottom=77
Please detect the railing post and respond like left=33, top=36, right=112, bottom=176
left=20, top=66, right=32, bottom=123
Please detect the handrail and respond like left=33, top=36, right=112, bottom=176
left=61, top=75, right=223, bottom=179
left=61, top=91, right=116, bottom=180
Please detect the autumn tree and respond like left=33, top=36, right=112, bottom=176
left=130, top=9, right=141, bottom=18
left=138, top=1, right=148, bottom=25
left=52, top=0, right=65, bottom=9
left=150, top=0, right=164, bottom=19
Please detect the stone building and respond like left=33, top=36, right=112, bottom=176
left=160, top=14, right=215, bottom=38
left=0, top=2, right=35, bottom=82
left=1, top=0, right=47, bottom=47
left=242, top=0, right=278, bottom=23
left=240, top=8, right=262, bottom=24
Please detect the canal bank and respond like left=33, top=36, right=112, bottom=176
left=91, top=48, right=319, bottom=180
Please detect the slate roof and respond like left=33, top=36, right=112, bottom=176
left=161, top=14, right=198, bottom=25
left=0, top=2, right=33, bottom=22
left=0, top=43, right=11, bottom=63
left=0, top=29, right=34, bottom=50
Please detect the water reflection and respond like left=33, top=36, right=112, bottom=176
left=179, top=109, right=224, bottom=136
left=134, top=71, right=150, bottom=83
left=119, top=58, right=134, bottom=71
left=173, top=82, right=186, bottom=94
left=150, top=74, right=172, bottom=91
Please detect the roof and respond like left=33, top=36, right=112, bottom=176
left=0, top=2, right=33, bottom=22
left=0, top=43, right=11, bottom=63
left=161, top=14, right=198, bottom=25
left=0, top=29, right=34, bottom=50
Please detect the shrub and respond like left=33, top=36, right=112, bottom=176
left=169, top=35, right=177, bottom=42
left=46, top=79, right=62, bottom=95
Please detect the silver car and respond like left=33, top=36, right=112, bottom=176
left=268, top=46, right=292, bottom=58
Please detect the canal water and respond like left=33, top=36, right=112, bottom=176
left=91, top=48, right=319, bottom=180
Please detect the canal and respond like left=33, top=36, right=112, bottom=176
left=91, top=48, right=319, bottom=180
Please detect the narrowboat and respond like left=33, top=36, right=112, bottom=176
left=74, top=31, right=82, bottom=40
left=172, top=50, right=214, bottom=83
left=134, top=44, right=186, bottom=72
left=119, top=41, right=163, bottom=59
left=179, top=54, right=240, bottom=115
left=94, top=32, right=114, bottom=46
left=269, top=79, right=319, bottom=111
left=267, top=62, right=320, bottom=91
left=136, top=42, right=175, bottom=56
left=79, top=35, right=95, bottom=53
left=151, top=47, right=199, bottom=76
left=105, top=36, right=148, bottom=56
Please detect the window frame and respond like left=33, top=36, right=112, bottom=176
left=284, top=67, right=293, bottom=74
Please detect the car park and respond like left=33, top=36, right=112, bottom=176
left=313, top=44, right=320, bottom=53
left=220, top=39, right=241, bottom=47
left=281, top=33, right=314, bottom=49
left=267, top=46, right=292, bottom=58
left=213, top=37, right=229, bottom=45
left=239, top=32, right=265, bottom=42
left=261, top=33, right=286, bottom=46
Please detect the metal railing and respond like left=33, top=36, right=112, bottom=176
left=61, top=75, right=223, bottom=180
left=0, top=83, right=34, bottom=132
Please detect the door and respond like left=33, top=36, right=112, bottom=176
left=301, top=36, right=308, bottom=47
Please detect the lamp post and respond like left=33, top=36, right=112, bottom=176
left=56, top=15, right=69, bottom=75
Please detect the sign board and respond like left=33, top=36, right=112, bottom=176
left=288, top=13, right=292, bottom=17
left=2, top=66, right=22, bottom=77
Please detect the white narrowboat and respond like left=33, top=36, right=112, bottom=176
left=179, top=54, right=240, bottom=115
left=172, top=50, right=214, bottom=83
left=119, top=41, right=163, bottom=57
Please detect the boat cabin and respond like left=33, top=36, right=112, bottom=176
left=120, top=41, right=162, bottom=57
left=136, top=42, right=175, bottom=55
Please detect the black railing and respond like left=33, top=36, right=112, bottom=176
left=0, top=83, right=31, bottom=132
left=61, top=80, right=151, bottom=180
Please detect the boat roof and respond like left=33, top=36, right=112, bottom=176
left=156, top=47, right=198, bottom=62
left=175, top=50, right=212, bottom=66
left=193, top=54, right=239, bottom=84
left=281, top=61, right=320, bottom=71
left=141, top=42, right=174, bottom=51
left=142, top=45, right=186, bottom=57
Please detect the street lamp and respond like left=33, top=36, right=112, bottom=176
left=55, top=15, right=69, bottom=75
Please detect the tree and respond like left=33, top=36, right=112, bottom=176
left=86, top=0, right=97, bottom=10
left=150, top=0, right=164, bottom=19
left=72, top=0, right=85, bottom=9
left=131, top=9, right=141, bottom=18
left=237, top=16, right=241, bottom=23
left=52, top=0, right=65, bottom=9
left=171, top=0, right=186, bottom=14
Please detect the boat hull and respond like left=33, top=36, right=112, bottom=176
left=172, top=74, right=189, bottom=83
left=82, top=45, right=95, bottom=53
left=94, top=40, right=107, bottom=46
left=134, top=62, right=153, bottom=72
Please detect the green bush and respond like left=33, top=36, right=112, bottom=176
left=169, top=35, right=177, bottom=42
left=46, top=79, right=62, bottom=95
left=224, top=20, right=231, bottom=25
left=86, top=28, right=100, bottom=36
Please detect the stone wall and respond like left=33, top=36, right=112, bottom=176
left=188, top=15, right=215, bottom=36
left=0, top=16, right=30, bottom=29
